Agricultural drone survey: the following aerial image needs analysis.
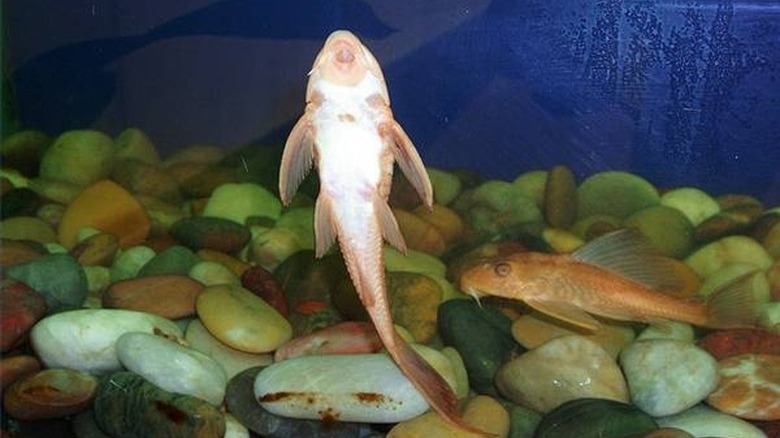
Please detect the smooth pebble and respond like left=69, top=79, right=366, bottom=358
left=656, top=405, right=767, bottom=438
left=30, top=308, right=182, bottom=374
left=496, top=335, right=628, bottom=413
left=255, top=353, right=453, bottom=423
left=185, top=319, right=273, bottom=379
left=196, top=284, right=292, bottom=353
left=116, top=331, right=227, bottom=405
left=620, top=339, right=718, bottom=417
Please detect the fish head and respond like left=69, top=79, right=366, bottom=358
left=459, top=255, right=528, bottom=301
left=306, top=30, right=390, bottom=103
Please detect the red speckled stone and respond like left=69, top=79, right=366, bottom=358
left=241, top=265, right=287, bottom=316
left=707, top=353, right=780, bottom=421
left=0, top=278, right=48, bottom=352
left=697, top=329, right=780, bottom=361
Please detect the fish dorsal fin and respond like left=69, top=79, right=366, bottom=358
left=313, top=194, right=337, bottom=258
left=525, top=298, right=602, bottom=331
left=572, top=229, right=685, bottom=291
left=375, top=197, right=407, bottom=253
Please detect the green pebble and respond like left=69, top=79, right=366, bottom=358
left=427, top=168, right=462, bottom=206
left=452, top=180, right=543, bottom=234
left=93, top=371, right=225, bottom=438
left=624, top=205, right=694, bottom=258
left=512, top=170, right=548, bottom=208
left=499, top=400, right=542, bottom=438
left=534, top=398, right=657, bottom=438
left=203, top=183, right=281, bottom=224
left=39, top=130, right=116, bottom=186
left=437, top=299, right=518, bottom=395
left=0, top=130, right=51, bottom=177
left=660, top=187, right=720, bottom=226
left=273, top=207, right=315, bottom=250
left=6, top=253, right=87, bottom=311
left=685, top=235, right=773, bottom=279
left=137, top=245, right=200, bottom=277
left=110, top=246, right=156, bottom=282
left=576, top=171, right=659, bottom=220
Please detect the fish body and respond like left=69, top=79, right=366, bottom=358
left=460, top=230, right=761, bottom=331
left=279, top=30, right=485, bottom=434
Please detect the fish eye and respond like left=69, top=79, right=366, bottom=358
left=493, top=262, right=512, bottom=277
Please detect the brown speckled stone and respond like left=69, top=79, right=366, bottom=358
left=707, top=353, right=780, bottom=421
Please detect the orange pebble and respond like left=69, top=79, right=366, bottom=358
left=57, top=180, right=150, bottom=249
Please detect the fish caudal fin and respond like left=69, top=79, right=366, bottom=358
left=706, top=271, right=763, bottom=329
left=385, top=334, right=493, bottom=437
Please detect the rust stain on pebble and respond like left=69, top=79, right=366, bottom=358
left=259, top=391, right=317, bottom=404
left=354, top=392, right=385, bottom=405
left=155, top=401, right=187, bottom=424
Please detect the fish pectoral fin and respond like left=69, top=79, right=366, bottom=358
left=381, top=119, right=434, bottom=208
left=314, top=195, right=337, bottom=258
left=375, top=197, right=407, bottom=253
left=279, top=112, right=315, bottom=205
left=525, top=298, right=602, bottom=331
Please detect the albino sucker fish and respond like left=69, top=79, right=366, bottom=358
left=460, top=229, right=763, bottom=331
left=278, top=30, right=487, bottom=435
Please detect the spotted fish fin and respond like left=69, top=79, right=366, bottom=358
left=278, top=113, right=315, bottom=206
left=706, top=271, right=763, bottom=329
left=571, top=229, right=686, bottom=291
left=383, top=119, right=433, bottom=208
left=525, top=298, right=602, bottom=331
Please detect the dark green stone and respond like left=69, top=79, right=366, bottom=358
left=225, top=367, right=361, bottom=438
left=1, top=187, right=41, bottom=219
left=534, top=398, right=657, bottom=438
left=93, top=371, right=225, bottom=438
left=500, top=400, right=542, bottom=438
left=169, top=216, right=250, bottom=254
left=137, top=245, right=200, bottom=277
left=6, top=253, right=87, bottom=311
left=437, top=299, right=518, bottom=395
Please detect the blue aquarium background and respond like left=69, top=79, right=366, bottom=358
left=5, top=0, right=779, bottom=204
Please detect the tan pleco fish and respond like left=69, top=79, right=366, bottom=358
left=460, top=229, right=762, bottom=331
left=279, top=30, right=487, bottom=435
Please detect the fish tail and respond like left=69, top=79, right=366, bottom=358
left=385, top=333, right=494, bottom=437
left=706, top=271, right=763, bottom=329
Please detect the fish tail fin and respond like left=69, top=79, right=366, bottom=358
left=706, top=271, right=763, bottom=329
left=386, top=333, right=494, bottom=437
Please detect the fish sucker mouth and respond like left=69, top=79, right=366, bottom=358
left=333, top=42, right=356, bottom=65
